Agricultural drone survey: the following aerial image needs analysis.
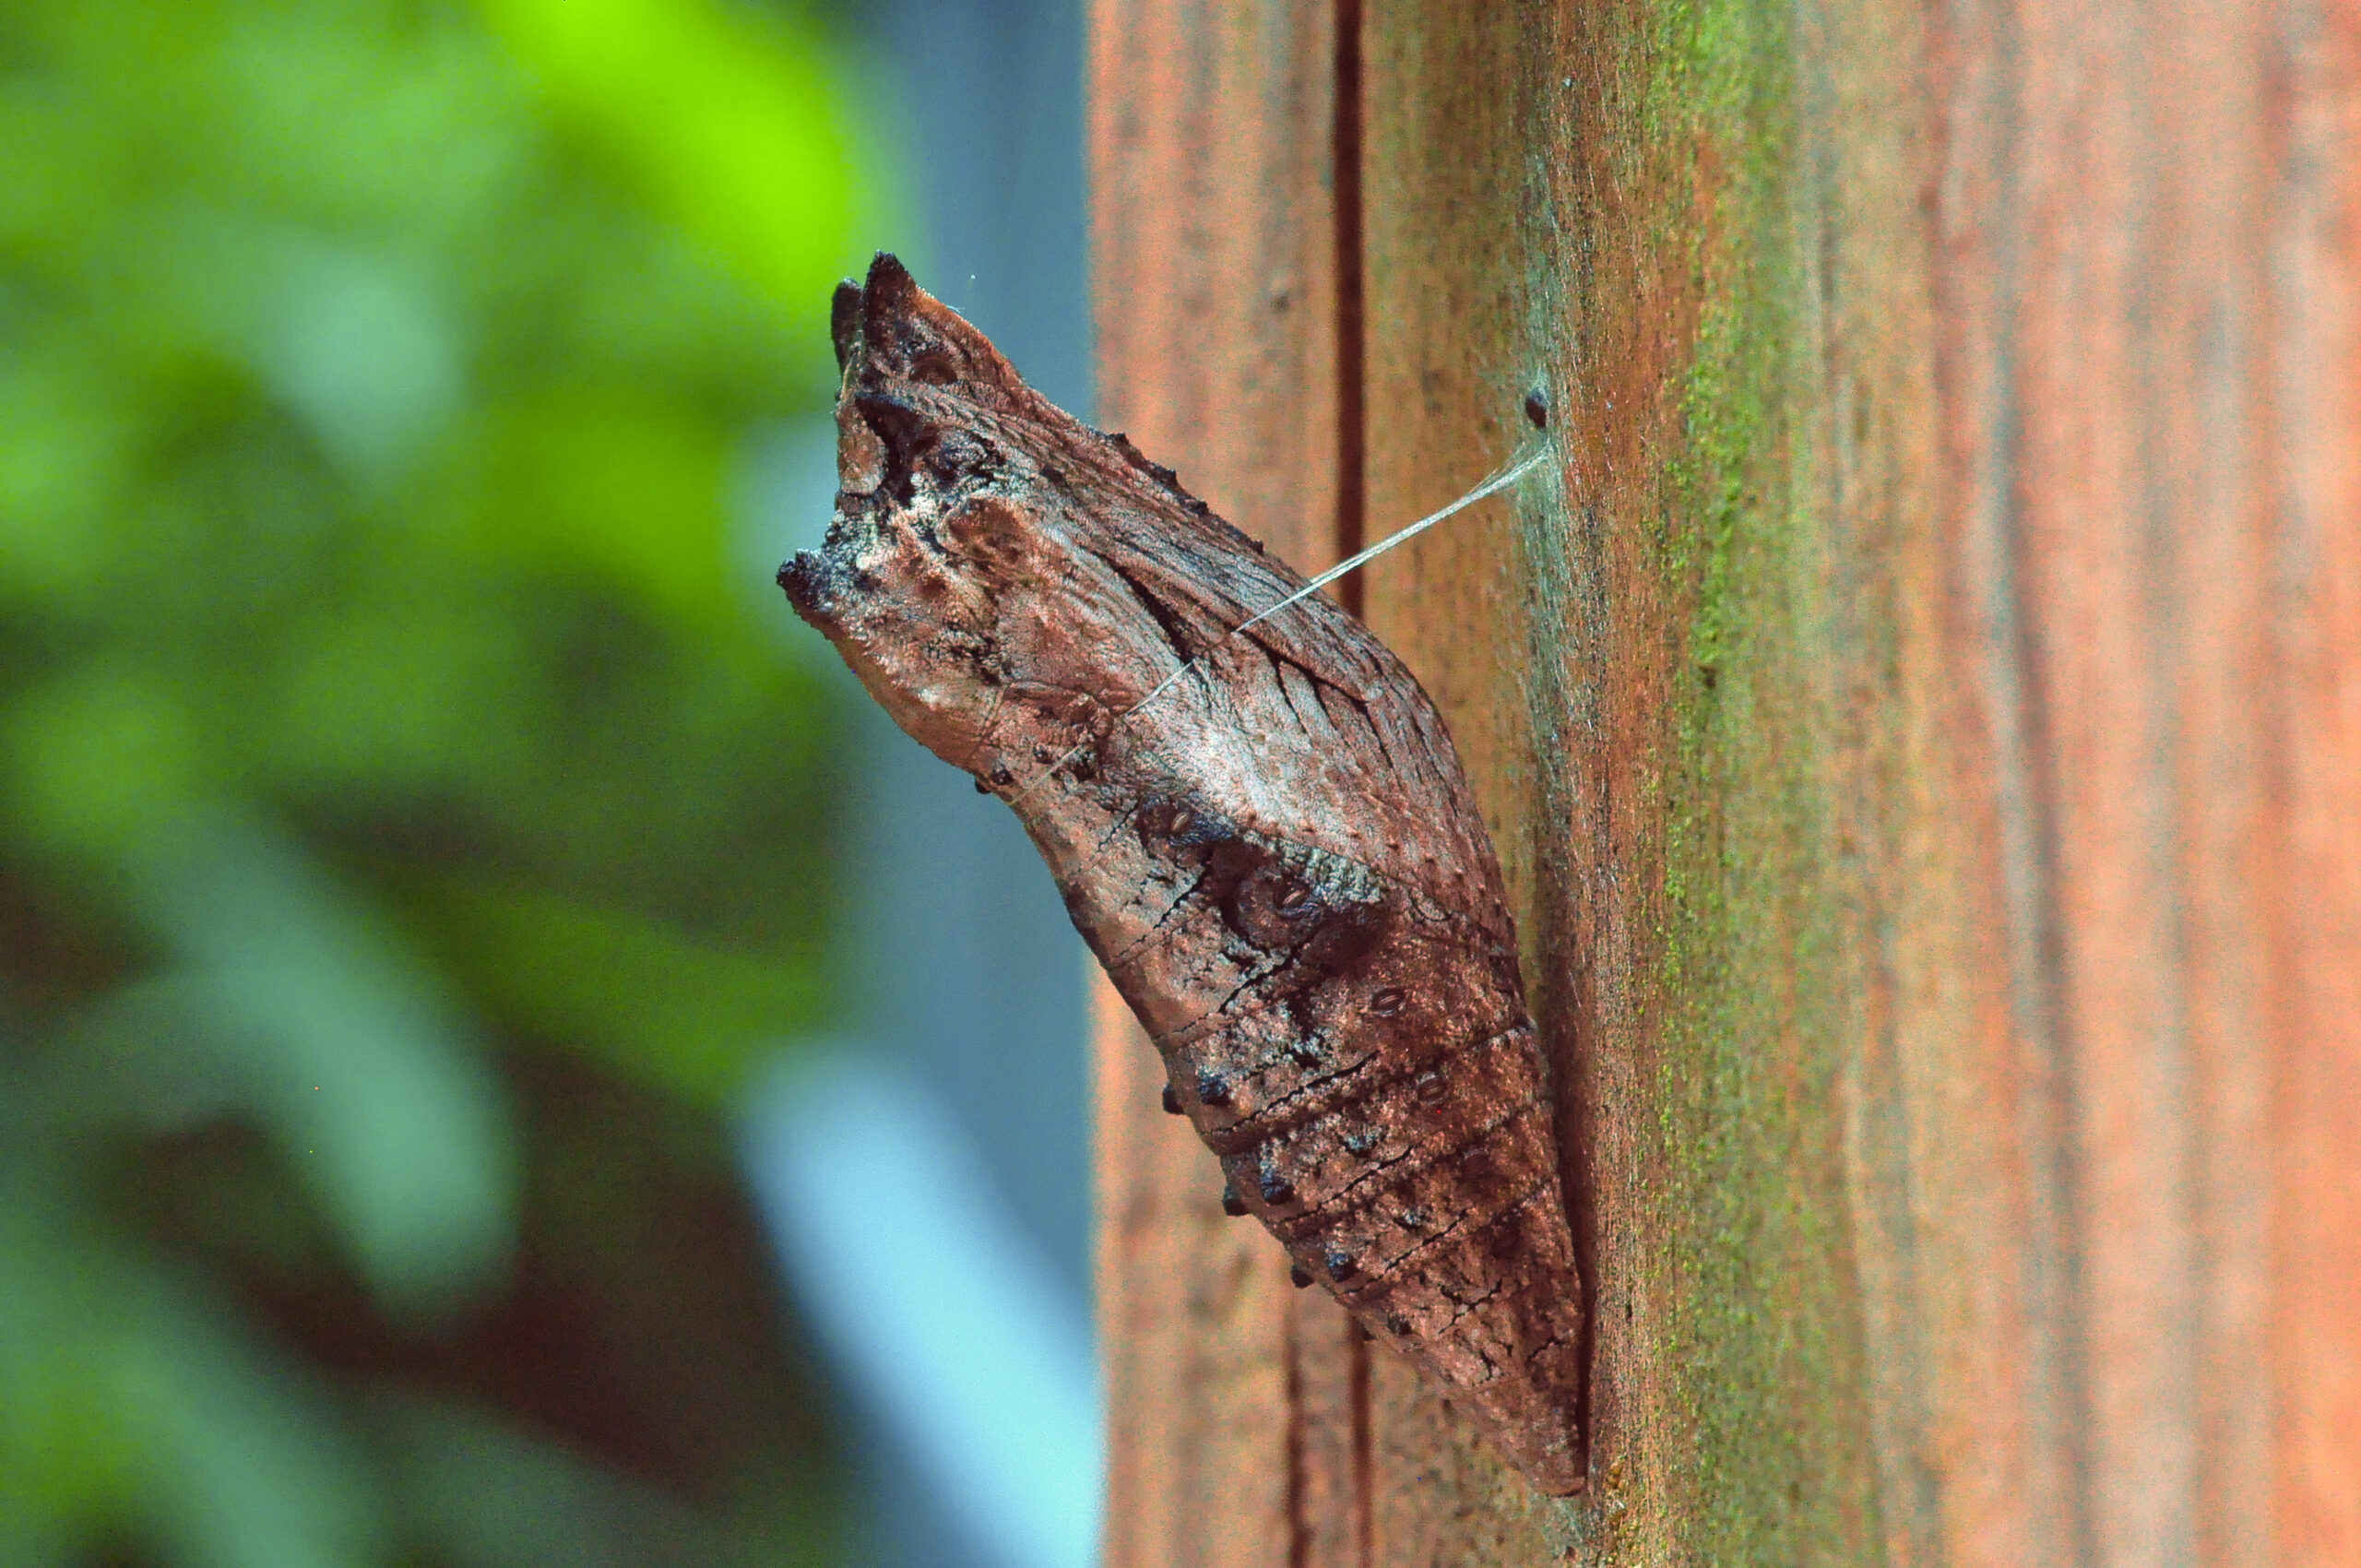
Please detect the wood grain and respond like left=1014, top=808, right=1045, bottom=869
left=2276, top=10, right=2361, bottom=1560
left=1087, top=5, right=1369, bottom=1564
left=1358, top=8, right=1591, bottom=1564
left=1096, top=0, right=2361, bottom=1560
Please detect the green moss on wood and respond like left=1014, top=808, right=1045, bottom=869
left=1637, top=0, right=1885, bottom=1559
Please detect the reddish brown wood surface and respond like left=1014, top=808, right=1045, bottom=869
left=1093, top=0, right=2361, bottom=1562
left=2280, top=13, right=2361, bottom=1556
left=1088, top=6, right=1370, bottom=1565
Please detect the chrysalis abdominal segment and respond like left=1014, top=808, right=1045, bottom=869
left=1005, top=443, right=1553, bottom=805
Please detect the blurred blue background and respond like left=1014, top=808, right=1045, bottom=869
left=0, top=2, right=1097, bottom=1565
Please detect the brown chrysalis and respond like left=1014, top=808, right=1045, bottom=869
left=780, top=255, right=1585, bottom=1495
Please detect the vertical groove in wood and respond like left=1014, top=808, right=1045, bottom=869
left=1087, top=4, right=1361, bottom=1564
left=1332, top=0, right=1367, bottom=609
left=1286, top=1293, right=1366, bottom=1568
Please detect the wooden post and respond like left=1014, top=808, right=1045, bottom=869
left=1092, top=0, right=2361, bottom=1562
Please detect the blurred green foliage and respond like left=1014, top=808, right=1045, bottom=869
left=0, top=0, right=875, bottom=1562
